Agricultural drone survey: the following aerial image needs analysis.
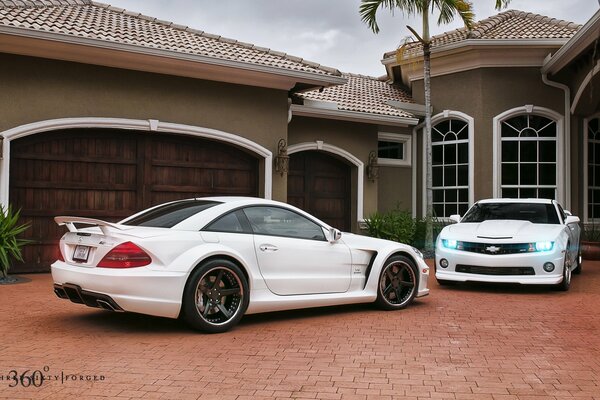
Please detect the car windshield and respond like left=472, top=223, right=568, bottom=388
left=461, top=202, right=560, bottom=224
left=123, top=200, right=221, bottom=228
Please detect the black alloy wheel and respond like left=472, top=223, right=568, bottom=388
left=183, top=259, right=249, bottom=333
left=376, top=255, right=418, bottom=310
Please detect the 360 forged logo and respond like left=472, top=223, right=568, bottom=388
left=2, top=366, right=106, bottom=388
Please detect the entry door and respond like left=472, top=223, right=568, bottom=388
left=288, top=151, right=351, bottom=231
left=243, top=206, right=352, bottom=295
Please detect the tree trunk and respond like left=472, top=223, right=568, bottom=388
left=423, top=41, right=434, bottom=251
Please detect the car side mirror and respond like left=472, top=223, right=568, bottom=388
left=565, top=215, right=580, bottom=225
left=329, top=228, right=342, bottom=243
left=449, top=214, right=461, bottom=224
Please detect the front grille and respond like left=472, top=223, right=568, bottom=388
left=460, top=242, right=532, bottom=255
left=456, top=265, right=535, bottom=276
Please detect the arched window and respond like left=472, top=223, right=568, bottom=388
left=499, top=114, right=557, bottom=199
left=431, top=118, right=470, bottom=217
left=585, top=117, right=600, bottom=220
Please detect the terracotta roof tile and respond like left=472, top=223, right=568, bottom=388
left=385, top=10, right=581, bottom=59
left=0, top=0, right=342, bottom=77
left=295, top=73, right=415, bottom=119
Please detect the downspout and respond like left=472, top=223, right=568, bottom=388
left=542, top=73, right=571, bottom=210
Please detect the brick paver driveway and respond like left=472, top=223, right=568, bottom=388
left=1, top=260, right=599, bottom=400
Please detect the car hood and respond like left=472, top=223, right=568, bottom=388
left=442, top=220, right=562, bottom=241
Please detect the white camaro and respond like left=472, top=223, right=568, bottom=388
left=435, top=198, right=582, bottom=290
left=52, top=197, right=429, bottom=332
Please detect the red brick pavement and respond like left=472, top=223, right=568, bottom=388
left=1, top=260, right=599, bottom=399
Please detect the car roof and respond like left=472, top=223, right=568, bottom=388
left=476, top=198, right=554, bottom=205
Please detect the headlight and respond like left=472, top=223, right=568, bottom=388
left=534, top=241, right=554, bottom=252
left=442, top=239, right=458, bottom=249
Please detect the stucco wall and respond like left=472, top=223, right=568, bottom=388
left=288, top=116, right=378, bottom=231
left=412, top=67, right=565, bottom=215
left=0, top=53, right=290, bottom=200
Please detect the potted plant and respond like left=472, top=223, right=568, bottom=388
left=581, top=221, right=600, bottom=260
left=0, top=205, right=31, bottom=284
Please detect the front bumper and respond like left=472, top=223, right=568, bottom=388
left=435, top=245, right=565, bottom=285
left=415, top=257, right=430, bottom=297
left=51, top=261, right=188, bottom=318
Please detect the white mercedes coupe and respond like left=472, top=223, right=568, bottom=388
left=52, top=197, right=429, bottom=333
left=435, top=198, right=581, bottom=290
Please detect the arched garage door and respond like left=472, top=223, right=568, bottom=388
left=10, top=129, right=259, bottom=272
left=288, top=151, right=351, bottom=231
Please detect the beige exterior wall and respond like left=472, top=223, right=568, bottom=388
left=412, top=67, right=565, bottom=215
left=288, top=116, right=378, bottom=231
left=0, top=53, right=290, bottom=200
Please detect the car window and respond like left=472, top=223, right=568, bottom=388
left=243, top=206, right=326, bottom=241
left=204, top=211, right=250, bottom=234
left=461, top=202, right=560, bottom=224
left=123, top=200, right=220, bottom=228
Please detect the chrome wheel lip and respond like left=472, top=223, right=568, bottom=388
left=195, top=266, right=244, bottom=326
left=379, top=260, right=416, bottom=306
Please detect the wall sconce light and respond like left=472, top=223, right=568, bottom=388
left=274, top=138, right=289, bottom=176
left=367, top=151, right=379, bottom=181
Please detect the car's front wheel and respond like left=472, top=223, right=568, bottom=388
left=376, top=255, right=418, bottom=310
left=573, top=240, right=582, bottom=275
left=182, top=259, right=249, bottom=333
left=556, top=256, right=571, bottom=292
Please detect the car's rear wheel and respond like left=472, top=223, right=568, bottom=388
left=376, top=255, right=417, bottom=310
left=556, top=256, right=571, bottom=292
left=183, top=259, right=249, bottom=333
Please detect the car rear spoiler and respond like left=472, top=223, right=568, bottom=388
left=54, top=216, right=133, bottom=236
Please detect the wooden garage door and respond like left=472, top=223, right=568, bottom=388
left=10, top=129, right=258, bottom=272
left=288, top=151, right=351, bottom=231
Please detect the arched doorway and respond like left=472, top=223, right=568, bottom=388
left=10, top=128, right=259, bottom=272
left=288, top=151, right=351, bottom=231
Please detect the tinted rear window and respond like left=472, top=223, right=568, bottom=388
left=124, top=200, right=220, bottom=228
left=461, top=203, right=560, bottom=224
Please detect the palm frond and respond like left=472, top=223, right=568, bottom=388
left=434, top=0, right=474, bottom=29
left=360, top=0, right=422, bottom=33
left=495, top=0, right=511, bottom=10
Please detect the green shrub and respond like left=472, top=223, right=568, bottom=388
left=0, top=205, right=31, bottom=279
left=364, top=209, right=416, bottom=245
left=365, top=210, right=452, bottom=250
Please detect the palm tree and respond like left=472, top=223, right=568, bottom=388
left=360, top=0, right=510, bottom=250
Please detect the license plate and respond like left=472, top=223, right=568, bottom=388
left=73, top=245, right=91, bottom=263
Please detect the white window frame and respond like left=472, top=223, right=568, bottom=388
left=377, top=132, right=411, bottom=167
left=492, top=105, right=564, bottom=204
left=420, top=110, right=475, bottom=219
left=583, top=113, right=600, bottom=222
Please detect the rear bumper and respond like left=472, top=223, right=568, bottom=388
left=54, top=283, right=124, bottom=311
left=51, top=261, right=188, bottom=318
left=416, top=257, right=430, bottom=297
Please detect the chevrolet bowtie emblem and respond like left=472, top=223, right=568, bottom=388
left=486, top=246, right=500, bottom=253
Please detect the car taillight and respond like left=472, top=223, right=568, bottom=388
left=97, top=242, right=151, bottom=268
left=57, top=247, right=65, bottom=262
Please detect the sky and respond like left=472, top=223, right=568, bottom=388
left=107, top=0, right=599, bottom=77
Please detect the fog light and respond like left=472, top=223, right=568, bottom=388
left=543, top=262, right=555, bottom=272
left=440, top=258, right=449, bottom=268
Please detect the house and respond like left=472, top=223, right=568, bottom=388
left=1, top=1, right=598, bottom=272
left=0, top=0, right=418, bottom=272
left=382, top=10, right=599, bottom=220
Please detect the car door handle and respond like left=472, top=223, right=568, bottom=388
left=259, top=244, right=278, bottom=252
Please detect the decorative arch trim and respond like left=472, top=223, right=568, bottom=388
left=0, top=117, right=273, bottom=205
left=287, top=141, right=364, bottom=222
left=571, top=60, right=600, bottom=114
left=492, top=105, right=565, bottom=203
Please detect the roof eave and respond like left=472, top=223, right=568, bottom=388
left=542, top=9, right=600, bottom=75
left=382, top=38, right=571, bottom=65
left=291, top=104, right=419, bottom=127
left=0, top=25, right=347, bottom=88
